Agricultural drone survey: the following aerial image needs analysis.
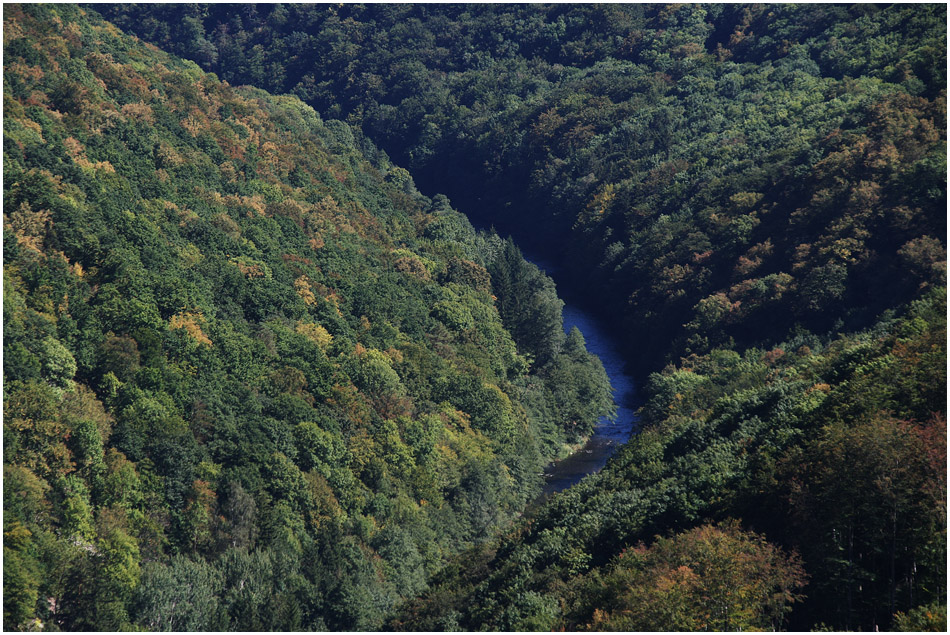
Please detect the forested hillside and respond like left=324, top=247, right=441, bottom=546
left=393, top=288, right=946, bottom=631
left=97, top=3, right=947, bottom=372
left=3, top=4, right=613, bottom=630
left=5, top=3, right=947, bottom=633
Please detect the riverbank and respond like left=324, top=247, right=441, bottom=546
left=525, top=256, right=642, bottom=495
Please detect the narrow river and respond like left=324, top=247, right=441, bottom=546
left=527, top=255, right=641, bottom=495
left=431, top=192, right=642, bottom=495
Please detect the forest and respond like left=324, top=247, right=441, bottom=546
left=4, top=3, right=947, bottom=632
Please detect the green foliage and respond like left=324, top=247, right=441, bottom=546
left=489, top=240, right=565, bottom=363
left=133, top=555, right=228, bottom=630
left=894, top=602, right=948, bottom=632
left=565, top=522, right=806, bottom=631
left=101, top=3, right=945, bottom=376
left=6, top=4, right=945, bottom=631
left=392, top=290, right=946, bottom=631
left=39, top=336, right=77, bottom=389
left=3, top=4, right=614, bottom=631
left=3, top=524, right=42, bottom=631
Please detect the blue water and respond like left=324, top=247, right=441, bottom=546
left=528, top=256, right=641, bottom=495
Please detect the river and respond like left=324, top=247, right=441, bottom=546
left=526, top=255, right=641, bottom=495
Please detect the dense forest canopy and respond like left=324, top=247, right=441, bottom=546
left=97, top=2, right=947, bottom=372
left=5, top=3, right=948, bottom=632
left=3, top=4, right=613, bottom=630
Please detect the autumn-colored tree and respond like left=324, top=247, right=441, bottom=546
left=571, top=522, right=806, bottom=631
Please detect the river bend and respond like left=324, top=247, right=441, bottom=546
left=528, top=256, right=641, bottom=495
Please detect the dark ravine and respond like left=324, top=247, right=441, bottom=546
left=437, top=190, right=644, bottom=494
left=451, top=197, right=643, bottom=494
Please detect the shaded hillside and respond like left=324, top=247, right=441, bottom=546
left=392, top=288, right=946, bottom=631
left=2, top=4, right=613, bottom=630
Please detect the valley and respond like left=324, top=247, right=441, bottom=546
left=4, top=4, right=946, bottom=632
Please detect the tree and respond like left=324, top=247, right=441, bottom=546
left=3, top=524, right=42, bottom=630
left=786, top=414, right=946, bottom=629
left=488, top=238, right=565, bottom=366
left=133, top=555, right=228, bottom=631
left=221, top=481, right=259, bottom=550
left=39, top=336, right=77, bottom=390
left=570, top=521, right=807, bottom=631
